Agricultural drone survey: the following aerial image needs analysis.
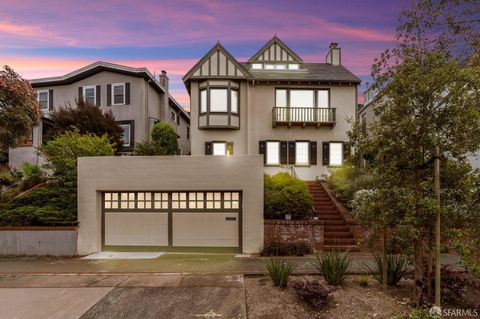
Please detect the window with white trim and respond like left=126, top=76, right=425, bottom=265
left=83, top=86, right=96, bottom=105
left=266, top=141, right=280, bottom=165
left=295, top=142, right=309, bottom=165
left=119, top=124, right=131, bottom=147
left=112, top=83, right=125, bottom=105
left=329, top=142, right=343, bottom=166
left=37, top=90, right=49, bottom=110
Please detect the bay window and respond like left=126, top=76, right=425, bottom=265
left=210, top=89, right=228, bottom=112
left=199, top=87, right=239, bottom=114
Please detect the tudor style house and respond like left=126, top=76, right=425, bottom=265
left=183, top=36, right=360, bottom=180
left=9, top=61, right=190, bottom=168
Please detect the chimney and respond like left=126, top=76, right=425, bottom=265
left=159, top=70, right=169, bottom=91
left=326, top=42, right=341, bottom=66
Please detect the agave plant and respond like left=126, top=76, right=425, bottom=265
left=265, top=258, right=295, bottom=288
left=365, top=253, right=410, bottom=286
left=314, top=250, right=351, bottom=285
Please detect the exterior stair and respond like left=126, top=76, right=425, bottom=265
left=306, top=181, right=359, bottom=252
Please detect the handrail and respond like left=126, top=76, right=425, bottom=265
left=272, top=107, right=336, bottom=124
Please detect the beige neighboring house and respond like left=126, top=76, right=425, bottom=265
left=9, top=61, right=190, bottom=168
left=184, top=36, right=361, bottom=180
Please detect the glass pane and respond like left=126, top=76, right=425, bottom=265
left=224, top=192, right=231, bottom=200
left=232, top=192, right=239, bottom=200
left=275, top=64, right=286, bottom=70
left=112, top=202, right=118, bottom=209
left=38, top=92, right=48, bottom=109
left=112, top=193, right=118, bottom=200
left=231, top=90, right=238, bottom=113
left=232, top=201, right=239, bottom=209
left=210, top=89, right=228, bottom=112
left=105, top=193, right=111, bottom=201
left=288, top=64, right=299, bottom=70
left=214, top=192, right=221, bottom=200
left=266, top=142, right=280, bottom=165
left=200, top=90, right=207, bottom=113
left=290, top=90, right=314, bottom=108
left=138, top=202, right=144, bottom=209
left=265, top=64, right=275, bottom=69
left=317, top=90, right=329, bottom=108
left=224, top=202, right=231, bottom=209
left=213, top=143, right=226, bottom=156
left=120, top=125, right=130, bottom=146
left=105, top=202, right=111, bottom=209
left=138, top=193, right=144, bottom=200
left=121, top=193, right=128, bottom=200
left=252, top=63, right=262, bottom=69
left=276, top=90, right=287, bottom=107
left=296, top=142, right=309, bottom=165
left=197, top=201, right=204, bottom=209
left=214, top=201, right=221, bottom=209
left=329, top=143, right=343, bottom=166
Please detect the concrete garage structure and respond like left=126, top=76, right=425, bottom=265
left=77, top=155, right=263, bottom=255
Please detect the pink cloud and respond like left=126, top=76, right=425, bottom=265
left=0, top=20, right=78, bottom=46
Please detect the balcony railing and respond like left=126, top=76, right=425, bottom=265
left=272, top=107, right=336, bottom=127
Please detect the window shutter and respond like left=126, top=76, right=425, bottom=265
left=343, top=142, right=351, bottom=162
left=107, top=84, right=112, bottom=106
left=280, top=141, right=288, bottom=165
left=288, top=141, right=296, bottom=164
left=322, top=142, right=330, bottom=166
left=310, top=141, right=317, bottom=165
left=96, top=85, right=101, bottom=106
left=48, top=89, right=53, bottom=110
left=226, top=142, right=234, bottom=155
left=125, top=82, right=130, bottom=105
left=78, top=87, right=83, bottom=101
left=259, top=141, right=266, bottom=164
left=205, top=142, right=213, bottom=155
left=177, top=113, right=180, bottom=125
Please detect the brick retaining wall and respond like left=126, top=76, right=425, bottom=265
left=264, top=220, right=324, bottom=249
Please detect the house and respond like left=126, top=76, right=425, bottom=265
left=183, top=36, right=361, bottom=180
left=9, top=61, right=190, bottom=168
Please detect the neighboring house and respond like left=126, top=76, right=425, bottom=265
left=358, top=86, right=480, bottom=169
left=9, top=62, right=190, bottom=168
left=183, top=36, right=361, bottom=180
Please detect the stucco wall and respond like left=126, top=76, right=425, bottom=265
left=77, top=155, right=264, bottom=255
left=0, top=227, right=77, bottom=256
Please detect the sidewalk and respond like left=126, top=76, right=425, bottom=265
left=0, top=252, right=462, bottom=275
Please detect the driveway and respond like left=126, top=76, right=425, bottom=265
left=0, top=274, right=246, bottom=319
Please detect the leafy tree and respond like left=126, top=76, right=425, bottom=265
left=0, top=66, right=41, bottom=152
left=350, top=0, right=480, bottom=304
left=133, top=140, right=167, bottom=156
left=47, top=99, right=123, bottom=153
left=151, top=122, right=178, bottom=155
left=38, top=130, right=114, bottom=185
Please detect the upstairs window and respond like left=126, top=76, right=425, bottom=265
left=252, top=63, right=263, bottom=69
left=83, top=86, right=96, bottom=105
left=290, top=90, right=315, bottom=108
left=199, top=87, right=238, bottom=114
left=275, top=89, right=330, bottom=108
left=112, top=83, right=125, bottom=105
left=37, top=90, right=49, bottom=110
left=288, top=64, right=299, bottom=70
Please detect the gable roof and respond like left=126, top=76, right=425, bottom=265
left=248, top=36, right=303, bottom=63
left=183, top=42, right=250, bottom=83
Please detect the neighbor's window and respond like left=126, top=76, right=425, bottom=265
left=112, top=83, right=125, bottom=105
left=329, top=142, right=343, bottom=166
left=200, top=89, right=207, bottom=113
left=266, top=141, right=280, bottom=165
left=119, top=124, right=131, bottom=147
left=296, top=142, right=309, bottom=165
left=210, top=89, right=228, bottom=112
left=212, top=142, right=233, bottom=155
left=83, top=86, right=96, bottom=105
left=170, top=110, right=177, bottom=122
left=37, top=91, right=49, bottom=110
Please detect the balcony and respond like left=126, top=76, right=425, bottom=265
left=272, top=107, right=336, bottom=128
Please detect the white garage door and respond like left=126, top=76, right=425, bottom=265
left=102, top=191, right=241, bottom=252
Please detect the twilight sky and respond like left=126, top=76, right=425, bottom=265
left=0, top=0, right=412, bottom=107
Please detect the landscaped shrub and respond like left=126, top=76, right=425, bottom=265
left=0, top=167, right=23, bottom=187
left=261, top=241, right=313, bottom=257
left=151, top=122, right=178, bottom=155
left=265, top=258, right=295, bottom=287
left=366, top=254, right=410, bottom=286
left=314, top=251, right=351, bottom=285
left=38, top=130, right=115, bottom=184
left=133, top=140, right=167, bottom=155
left=327, top=165, right=374, bottom=207
left=455, top=230, right=480, bottom=279
left=19, top=162, right=45, bottom=191
left=0, top=183, right=77, bottom=226
left=290, top=279, right=333, bottom=309
left=264, top=173, right=313, bottom=219
left=394, top=310, right=436, bottom=319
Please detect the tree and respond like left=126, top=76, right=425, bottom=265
left=38, top=130, right=115, bottom=185
left=350, top=1, right=480, bottom=303
left=47, top=100, right=124, bottom=154
left=151, top=122, right=178, bottom=155
left=0, top=66, right=41, bottom=152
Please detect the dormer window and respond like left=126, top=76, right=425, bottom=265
left=250, top=63, right=300, bottom=70
left=252, top=63, right=263, bottom=69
